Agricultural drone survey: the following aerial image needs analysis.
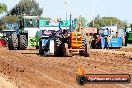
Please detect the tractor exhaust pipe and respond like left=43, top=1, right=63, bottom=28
left=78, top=22, right=81, bottom=32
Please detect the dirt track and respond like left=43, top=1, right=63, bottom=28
left=0, top=47, right=132, bottom=88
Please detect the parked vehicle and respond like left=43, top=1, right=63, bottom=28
left=5, top=16, right=40, bottom=50
left=98, top=27, right=122, bottom=49
left=124, top=24, right=132, bottom=45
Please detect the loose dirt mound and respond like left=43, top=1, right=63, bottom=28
left=0, top=75, right=17, bottom=88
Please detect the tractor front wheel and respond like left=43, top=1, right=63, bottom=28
left=36, top=45, right=39, bottom=49
left=8, top=34, right=18, bottom=50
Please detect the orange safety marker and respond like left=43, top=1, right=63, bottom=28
left=76, top=66, right=86, bottom=75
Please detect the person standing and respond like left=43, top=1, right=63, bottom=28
left=96, top=34, right=101, bottom=49
left=107, top=35, right=111, bottom=48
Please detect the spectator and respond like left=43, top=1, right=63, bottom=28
left=106, top=35, right=111, bottom=48
left=91, top=33, right=97, bottom=49
left=96, top=34, right=101, bottom=49
left=116, top=32, right=118, bottom=37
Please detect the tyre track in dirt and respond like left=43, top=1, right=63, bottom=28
left=11, top=48, right=132, bottom=87
left=0, top=49, right=75, bottom=88
left=42, top=57, right=132, bottom=88
left=0, top=50, right=117, bottom=88
left=0, top=47, right=131, bottom=88
left=89, top=49, right=132, bottom=88
left=0, top=47, right=117, bottom=88
left=42, top=49, right=132, bottom=88
left=14, top=49, right=132, bottom=88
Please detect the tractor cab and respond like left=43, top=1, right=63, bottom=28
left=2, top=22, right=19, bottom=37
left=21, top=16, right=40, bottom=48
left=124, top=24, right=132, bottom=45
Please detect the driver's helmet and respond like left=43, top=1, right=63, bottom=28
left=62, top=29, right=67, bottom=34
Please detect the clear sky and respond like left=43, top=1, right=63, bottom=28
left=0, top=0, right=132, bottom=23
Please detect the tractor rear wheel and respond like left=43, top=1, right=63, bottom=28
left=82, top=33, right=87, bottom=48
left=18, top=34, right=27, bottom=50
left=54, top=37, right=63, bottom=57
left=36, top=45, right=39, bottom=49
left=39, top=41, right=44, bottom=55
left=8, top=34, right=18, bottom=50
left=79, top=50, right=84, bottom=56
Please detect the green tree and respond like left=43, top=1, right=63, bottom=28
left=0, top=15, right=18, bottom=31
left=0, top=19, right=5, bottom=31
left=2, top=15, right=18, bottom=23
left=0, top=3, right=7, bottom=31
left=41, top=17, right=51, bottom=20
left=0, top=3, right=7, bottom=14
left=9, top=0, right=43, bottom=16
left=73, top=15, right=87, bottom=29
left=73, top=18, right=78, bottom=30
left=89, top=16, right=126, bottom=28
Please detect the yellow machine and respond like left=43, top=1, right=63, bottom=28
left=64, top=22, right=90, bottom=57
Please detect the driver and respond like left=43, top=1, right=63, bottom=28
left=61, top=29, right=69, bottom=43
left=62, top=29, right=68, bottom=38
left=29, top=19, right=33, bottom=27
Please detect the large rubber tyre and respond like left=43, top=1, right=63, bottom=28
left=81, top=33, right=89, bottom=57
left=36, top=45, right=39, bottom=49
left=39, top=41, right=44, bottom=55
left=54, top=37, right=64, bottom=57
left=18, top=34, right=27, bottom=50
left=79, top=50, right=84, bottom=56
left=82, top=33, right=87, bottom=48
left=8, top=34, right=18, bottom=50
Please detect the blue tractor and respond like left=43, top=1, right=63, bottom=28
left=99, top=27, right=122, bottom=49
left=38, top=19, right=70, bottom=56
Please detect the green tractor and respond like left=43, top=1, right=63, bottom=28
left=124, top=24, right=132, bottom=46
left=5, top=16, right=40, bottom=50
